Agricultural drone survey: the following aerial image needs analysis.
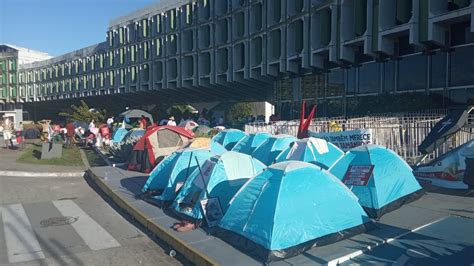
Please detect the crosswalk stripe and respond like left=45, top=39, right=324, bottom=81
left=52, top=200, right=120, bottom=251
left=1, top=204, right=46, bottom=263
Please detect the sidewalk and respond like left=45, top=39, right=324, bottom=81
left=0, top=142, right=86, bottom=176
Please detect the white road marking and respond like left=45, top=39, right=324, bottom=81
left=52, top=200, right=120, bottom=251
left=1, top=204, right=45, bottom=263
left=326, top=216, right=449, bottom=266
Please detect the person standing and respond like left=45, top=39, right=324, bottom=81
left=139, top=115, right=147, bottom=129
left=107, top=116, right=114, bottom=131
left=66, top=121, right=75, bottom=147
left=167, top=116, right=176, bottom=126
left=2, top=116, right=14, bottom=149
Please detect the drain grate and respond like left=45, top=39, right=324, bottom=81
left=40, top=216, right=78, bottom=227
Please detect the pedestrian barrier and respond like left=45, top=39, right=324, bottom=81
left=245, top=110, right=474, bottom=165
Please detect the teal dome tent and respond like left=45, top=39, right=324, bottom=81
left=276, top=137, right=344, bottom=169
left=218, top=161, right=371, bottom=262
left=232, top=132, right=272, bottom=155
left=329, top=145, right=423, bottom=219
left=172, top=151, right=265, bottom=221
left=210, top=129, right=248, bottom=154
left=142, top=148, right=213, bottom=202
left=251, top=135, right=297, bottom=165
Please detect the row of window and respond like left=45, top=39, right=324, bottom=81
left=277, top=44, right=474, bottom=101
left=18, top=65, right=154, bottom=97
left=0, top=59, right=16, bottom=73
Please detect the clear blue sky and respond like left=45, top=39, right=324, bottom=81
left=0, top=0, right=156, bottom=56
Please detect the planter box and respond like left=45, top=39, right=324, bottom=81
left=41, top=142, right=63, bottom=160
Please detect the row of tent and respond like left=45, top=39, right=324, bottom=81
left=141, top=129, right=423, bottom=262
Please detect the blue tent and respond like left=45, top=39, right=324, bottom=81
left=210, top=129, right=248, bottom=154
left=329, top=145, right=423, bottom=219
left=112, top=128, right=129, bottom=143
left=122, top=128, right=145, bottom=143
left=172, top=151, right=265, bottom=221
left=218, top=161, right=371, bottom=262
left=251, top=135, right=297, bottom=165
left=232, top=132, right=272, bottom=155
left=275, top=137, right=344, bottom=169
left=142, top=148, right=213, bottom=202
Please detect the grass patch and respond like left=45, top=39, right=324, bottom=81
left=17, top=143, right=84, bottom=167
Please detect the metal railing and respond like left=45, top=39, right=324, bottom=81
left=245, top=110, right=474, bottom=165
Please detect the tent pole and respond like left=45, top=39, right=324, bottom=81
left=195, top=157, right=211, bottom=198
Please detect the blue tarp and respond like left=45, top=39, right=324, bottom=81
left=142, top=148, right=213, bottom=202
left=210, top=129, right=248, bottom=154
left=232, top=132, right=272, bottom=155
left=329, top=145, right=423, bottom=218
left=276, top=137, right=344, bottom=169
left=219, top=161, right=371, bottom=261
left=251, top=135, right=297, bottom=165
left=172, top=151, right=265, bottom=220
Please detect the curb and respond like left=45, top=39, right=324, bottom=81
left=0, top=171, right=85, bottom=178
left=86, top=169, right=218, bottom=266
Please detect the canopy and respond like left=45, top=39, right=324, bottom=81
left=218, top=161, right=371, bottom=262
left=210, top=129, right=248, bottom=154
left=251, top=135, right=297, bottom=165
left=275, top=137, right=344, bottom=169
left=329, top=145, right=423, bottom=218
left=119, top=109, right=154, bottom=124
left=171, top=151, right=265, bottom=221
left=231, top=132, right=272, bottom=155
left=142, top=148, right=213, bottom=202
left=128, top=126, right=194, bottom=173
left=419, top=108, right=470, bottom=154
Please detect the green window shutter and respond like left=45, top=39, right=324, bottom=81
left=396, top=0, right=412, bottom=25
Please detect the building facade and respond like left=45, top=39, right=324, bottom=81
left=0, top=44, right=51, bottom=111
left=12, top=0, right=474, bottom=118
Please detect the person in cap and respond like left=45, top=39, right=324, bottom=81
left=167, top=116, right=176, bottom=126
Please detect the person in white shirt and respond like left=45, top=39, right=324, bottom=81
left=167, top=116, right=177, bottom=126
left=107, top=116, right=114, bottom=130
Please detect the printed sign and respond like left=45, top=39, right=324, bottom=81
left=309, top=129, right=373, bottom=151
left=193, top=161, right=216, bottom=189
left=200, top=197, right=224, bottom=227
left=342, top=165, right=374, bottom=186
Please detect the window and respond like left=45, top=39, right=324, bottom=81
left=142, top=64, right=149, bottom=82
left=119, top=27, right=124, bottom=44
left=91, top=57, right=95, bottom=70
left=449, top=45, right=474, bottom=87
left=109, top=51, right=114, bottom=67
left=144, top=42, right=149, bottom=60
left=109, top=71, right=114, bottom=86
left=383, top=60, right=395, bottom=92
left=131, top=46, right=136, bottom=62
left=398, top=54, right=427, bottom=91
left=120, top=69, right=125, bottom=85
left=120, top=48, right=125, bottom=64
left=358, top=62, right=380, bottom=94
left=100, top=73, right=104, bottom=88
left=155, top=15, right=161, bottom=33
left=142, top=19, right=148, bottom=37
left=82, top=76, right=87, bottom=89
left=327, top=69, right=344, bottom=97
left=108, top=31, right=113, bottom=47
left=131, top=67, right=137, bottom=83
left=155, top=39, right=162, bottom=57
left=430, top=51, right=446, bottom=88
left=346, top=68, right=356, bottom=94
left=99, top=54, right=104, bottom=68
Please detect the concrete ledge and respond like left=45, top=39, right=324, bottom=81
left=0, top=171, right=85, bottom=178
left=86, top=169, right=218, bottom=266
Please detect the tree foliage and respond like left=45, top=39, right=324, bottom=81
left=226, top=102, right=252, bottom=124
left=59, top=100, right=106, bottom=123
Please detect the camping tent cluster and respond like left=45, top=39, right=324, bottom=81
left=141, top=129, right=423, bottom=262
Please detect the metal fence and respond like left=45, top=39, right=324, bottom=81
left=244, top=110, right=474, bottom=165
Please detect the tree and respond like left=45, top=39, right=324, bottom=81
left=226, top=102, right=252, bottom=124
left=59, top=100, right=106, bottom=123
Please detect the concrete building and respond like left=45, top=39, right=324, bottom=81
left=0, top=44, right=51, bottom=112
left=12, top=0, right=474, bottom=119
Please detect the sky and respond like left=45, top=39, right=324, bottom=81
left=0, top=0, right=157, bottom=56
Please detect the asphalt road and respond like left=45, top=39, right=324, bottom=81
left=0, top=174, right=185, bottom=266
